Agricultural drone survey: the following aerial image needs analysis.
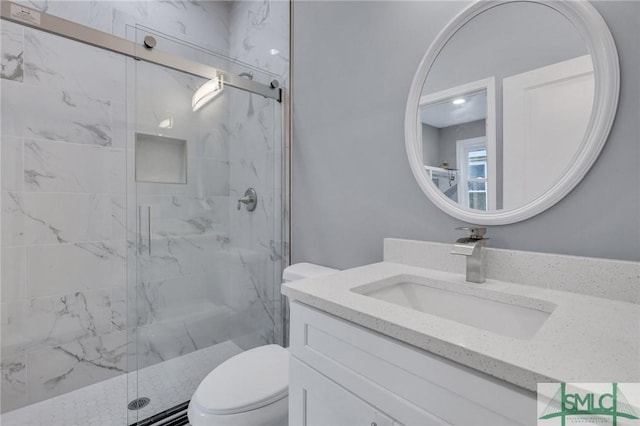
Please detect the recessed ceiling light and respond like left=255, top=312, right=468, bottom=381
left=270, top=48, right=279, bottom=56
left=452, top=98, right=466, bottom=105
left=158, top=117, right=173, bottom=129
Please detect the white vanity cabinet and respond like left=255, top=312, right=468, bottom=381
left=288, top=301, right=537, bottom=426
left=290, top=357, right=397, bottom=426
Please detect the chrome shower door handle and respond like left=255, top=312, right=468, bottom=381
left=138, top=206, right=143, bottom=254
left=147, top=206, right=151, bottom=255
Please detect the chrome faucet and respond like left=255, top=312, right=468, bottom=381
left=451, top=227, right=488, bottom=283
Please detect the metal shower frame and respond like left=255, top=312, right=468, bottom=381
left=0, top=1, right=282, bottom=102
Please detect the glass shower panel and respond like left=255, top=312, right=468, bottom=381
left=0, top=20, right=130, bottom=426
left=127, top=27, right=283, bottom=423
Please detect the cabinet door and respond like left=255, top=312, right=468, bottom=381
left=290, top=358, right=398, bottom=426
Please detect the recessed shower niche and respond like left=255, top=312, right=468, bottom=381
left=135, top=133, right=188, bottom=184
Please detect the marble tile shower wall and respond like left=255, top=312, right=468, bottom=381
left=1, top=0, right=289, bottom=414
left=227, top=0, right=289, bottom=346
left=1, top=18, right=129, bottom=412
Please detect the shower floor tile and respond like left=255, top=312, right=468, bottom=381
left=1, top=340, right=243, bottom=426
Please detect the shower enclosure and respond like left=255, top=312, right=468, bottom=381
left=0, top=2, right=288, bottom=425
left=127, top=26, right=286, bottom=424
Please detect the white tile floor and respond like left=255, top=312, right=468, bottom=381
left=1, top=340, right=243, bottom=426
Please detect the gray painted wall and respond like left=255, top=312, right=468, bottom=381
left=436, top=119, right=486, bottom=169
left=422, top=123, right=440, bottom=166
left=423, top=1, right=588, bottom=94
left=292, top=1, right=640, bottom=269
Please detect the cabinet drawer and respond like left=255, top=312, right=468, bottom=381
left=289, top=301, right=536, bottom=426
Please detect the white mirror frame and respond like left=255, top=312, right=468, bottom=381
left=405, top=0, right=619, bottom=225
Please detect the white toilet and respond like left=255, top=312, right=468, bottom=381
left=188, top=263, right=338, bottom=426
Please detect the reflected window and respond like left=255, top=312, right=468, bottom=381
left=467, top=149, right=487, bottom=210
left=457, top=137, right=488, bottom=211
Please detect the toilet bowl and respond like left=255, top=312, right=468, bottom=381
left=187, top=344, right=289, bottom=426
left=188, top=263, right=338, bottom=426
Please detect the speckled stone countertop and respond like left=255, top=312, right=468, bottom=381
left=281, top=261, right=640, bottom=392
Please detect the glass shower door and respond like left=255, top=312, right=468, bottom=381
left=127, top=27, right=284, bottom=424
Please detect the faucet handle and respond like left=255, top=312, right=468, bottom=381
left=455, top=226, right=487, bottom=239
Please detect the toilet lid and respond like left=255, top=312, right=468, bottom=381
left=192, top=344, right=289, bottom=415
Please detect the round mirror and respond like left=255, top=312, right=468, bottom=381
left=405, top=0, right=619, bottom=225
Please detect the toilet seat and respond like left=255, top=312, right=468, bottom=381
left=191, top=344, right=289, bottom=415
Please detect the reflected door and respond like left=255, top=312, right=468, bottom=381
left=502, top=55, right=594, bottom=209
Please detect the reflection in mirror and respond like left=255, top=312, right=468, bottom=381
left=421, top=79, right=495, bottom=210
left=419, top=2, right=593, bottom=211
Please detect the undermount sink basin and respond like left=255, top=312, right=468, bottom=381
left=351, top=275, right=555, bottom=340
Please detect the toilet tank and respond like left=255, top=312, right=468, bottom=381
left=282, top=262, right=338, bottom=283
left=281, top=263, right=338, bottom=347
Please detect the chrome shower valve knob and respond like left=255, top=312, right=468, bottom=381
left=237, top=188, right=257, bottom=211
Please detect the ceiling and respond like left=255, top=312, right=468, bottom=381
left=420, top=91, right=487, bottom=128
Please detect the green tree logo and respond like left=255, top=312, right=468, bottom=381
left=540, top=383, right=639, bottom=426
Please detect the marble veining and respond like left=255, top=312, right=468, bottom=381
left=24, top=139, right=124, bottom=194
left=74, top=241, right=125, bottom=261
left=2, top=83, right=113, bottom=147
left=230, top=0, right=289, bottom=80
left=45, top=337, right=127, bottom=386
left=0, top=353, right=26, bottom=412
left=134, top=301, right=231, bottom=369
left=110, top=195, right=127, bottom=240
left=26, top=331, right=128, bottom=404
left=4, top=191, right=65, bottom=244
left=2, top=289, right=112, bottom=353
left=23, top=28, right=125, bottom=103
left=2, top=192, right=112, bottom=246
left=110, top=286, right=126, bottom=332
left=139, top=195, right=228, bottom=239
left=0, top=75, right=113, bottom=146
left=227, top=248, right=278, bottom=344
left=1, top=22, right=24, bottom=82
left=26, top=241, right=125, bottom=299
left=145, top=0, right=230, bottom=57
